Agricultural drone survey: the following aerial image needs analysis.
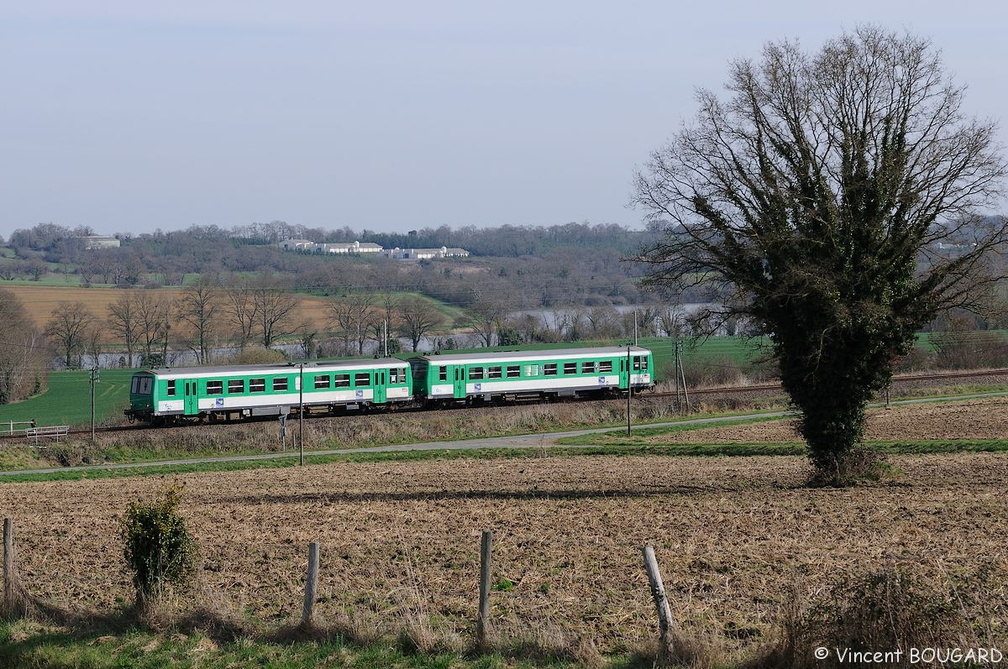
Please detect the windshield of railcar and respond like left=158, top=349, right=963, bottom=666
left=130, top=374, right=154, bottom=396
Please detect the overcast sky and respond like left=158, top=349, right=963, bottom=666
left=2, top=1, right=1006, bottom=239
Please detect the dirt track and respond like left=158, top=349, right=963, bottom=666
left=0, top=398, right=1006, bottom=656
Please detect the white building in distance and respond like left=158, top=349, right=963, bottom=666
left=278, top=239, right=384, bottom=254
left=316, top=241, right=383, bottom=254
left=78, top=235, right=121, bottom=250
left=383, top=246, right=470, bottom=260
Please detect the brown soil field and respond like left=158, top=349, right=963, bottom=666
left=645, top=396, right=1008, bottom=444
left=1, top=448, right=1006, bottom=657
left=5, top=285, right=332, bottom=331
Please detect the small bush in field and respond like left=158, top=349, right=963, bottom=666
left=120, top=484, right=197, bottom=607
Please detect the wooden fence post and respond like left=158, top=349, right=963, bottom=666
left=302, top=541, right=320, bottom=626
left=3, top=518, right=13, bottom=605
left=476, top=530, right=493, bottom=647
left=642, top=545, right=675, bottom=663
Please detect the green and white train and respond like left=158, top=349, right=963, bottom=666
left=125, top=346, right=654, bottom=424
left=410, top=346, right=653, bottom=404
left=125, top=358, right=412, bottom=424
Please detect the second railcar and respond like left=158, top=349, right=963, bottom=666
left=410, top=346, right=653, bottom=404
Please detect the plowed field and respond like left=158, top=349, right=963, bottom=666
left=648, top=396, right=1008, bottom=444
left=0, top=399, right=1006, bottom=656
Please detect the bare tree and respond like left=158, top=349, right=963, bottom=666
left=633, top=26, right=1007, bottom=483
left=175, top=277, right=221, bottom=364
left=252, top=282, right=300, bottom=349
left=467, top=290, right=511, bottom=347
left=223, top=280, right=258, bottom=351
left=586, top=305, right=622, bottom=339
left=327, top=293, right=376, bottom=355
left=0, top=289, right=45, bottom=403
left=134, top=292, right=171, bottom=366
left=45, top=301, right=96, bottom=369
left=85, top=321, right=105, bottom=368
left=369, top=292, right=400, bottom=355
left=657, top=306, right=686, bottom=338
left=293, top=321, right=318, bottom=359
left=398, top=297, right=444, bottom=352
left=107, top=292, right=141, bottom=366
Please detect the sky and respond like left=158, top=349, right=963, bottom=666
left=2, top=1, right=1006, bottom=239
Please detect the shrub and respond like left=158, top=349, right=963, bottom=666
left=931, top=329, right=1008, bottom=370
left=751, top=566, right=982, bottom=668
left=677, top=355, right=748, bottom=389
left=226, top=347, right=288, bottom=365
left=120, top=484, right=197, bottom=608
left=893, top=345, right=935, bottom=372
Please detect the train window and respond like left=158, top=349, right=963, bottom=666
left=633, top=356, right=642, bottom=370
left=355, top=372, right=370, bottom=386
left=249, top=378, right=266, bottom=393
left=131, top=377, right=139, bottom=394
left=273, top=377, right=289, bottom=392
left=314, top=375, right=330, bottom=390
left=166, top=380, right=176, bottom=396
left=506, top=365, right=520, bottom=378
left=525, top=365, right=539, bottom=376
left=438, top=367, right=447, bottom=382
left=470, top=367, right=484, bottom=380
left=334, top=374, right=350, bottom=388
left=228, top=379, right=245, bottom=394
left=389, top=368, right=399, bottom=383
left=600, top=360, right=613, bottom=373
left=488, top=366, right=502, bottom=379
left=207, top=380, right=223, bottom=395
left=563, top=362, right=577, bottom=375
left=642, top=357, right=649, bottom=370
left=139, top=378, right=153, bottom=394
left=544, top=363, right=558, bottom=376
left=581, top=361, right=596, bottom=374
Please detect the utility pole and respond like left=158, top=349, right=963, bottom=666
left=674, top=341, right=690, bottom=413
left=89, top=366, right=100, bottom=443
left=674, top=341, right=682, bottom=411
left=626, top=344, right=632, bottom=436
left=299, top=363, right=304, bottom=466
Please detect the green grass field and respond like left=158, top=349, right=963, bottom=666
left=0, top=369, right=134, bottom=429
left=0, top=619, right=585, bottom=669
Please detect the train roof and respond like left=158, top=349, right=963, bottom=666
left=415, top=346, right=651, bottom=366
left=134, top=357, right=408, bottom=380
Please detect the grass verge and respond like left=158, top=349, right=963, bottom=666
left=4, top=437, right=1008, bottom=485
left=0, top=618, right=575, bottom=669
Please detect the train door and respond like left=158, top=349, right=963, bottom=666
left=374, top=370, right=386, bottom=404
left=453, top=365, right=466, bottom=399
left=619, top=356, right=630, bottom=391
left=184, top=380, right=199, bottom=416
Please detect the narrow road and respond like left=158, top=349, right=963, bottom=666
left=0, top=410, right=794, bottom=478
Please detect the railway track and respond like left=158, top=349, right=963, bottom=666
left=643, top=366, right=1008, bottom=401
left=3, top=367, right=1007, bottom=441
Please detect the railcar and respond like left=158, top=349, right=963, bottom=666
left=409, top=346, right=653, bottom=404
left=125, top=358, right=412, bottom=424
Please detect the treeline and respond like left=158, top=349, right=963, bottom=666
left=2, top=221, right=667, bottom=308
left=34, top=277, right=694, bottom=375
left=6, top=220, right=656, bottom=260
